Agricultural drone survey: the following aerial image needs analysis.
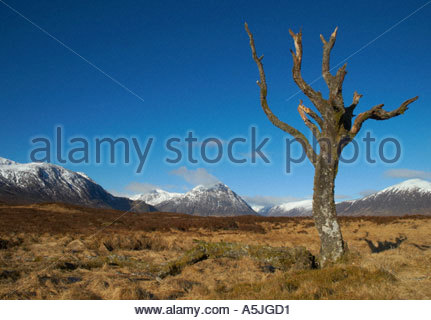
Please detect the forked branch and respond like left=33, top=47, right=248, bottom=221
left=320, top=27, right=338, bottom=87
left=350, top=96, right=419, bottom=135
left=288, top=29, right=325, bottom=112
left=320, top=27, right=346, bottom=109
left=245, top=23, right=317, bottom=164
left=298, top=100, right=323, bottom=137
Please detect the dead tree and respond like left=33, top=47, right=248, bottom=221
left=245, top=23, right=418, bottom=265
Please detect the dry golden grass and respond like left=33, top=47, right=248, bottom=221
left=0, top=203, right=430, bottom=299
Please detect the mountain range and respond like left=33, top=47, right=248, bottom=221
left=1, top=156, right=430, bottom=217
left=0, top=157, right=155, bottom=212
left=254, top=179, right=431, bottom=217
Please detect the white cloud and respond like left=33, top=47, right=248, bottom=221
left=384, top=169, right=431, bottom=180
left=108, top=190, right=134, bottom=198
left=125, top=182, right=163, bottom=194
left=170, top=166, right=220, bottom=186
left=242, top=195, right=305, bottom=207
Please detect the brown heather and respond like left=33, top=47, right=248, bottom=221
left=0, top=203, right=430, bottom=299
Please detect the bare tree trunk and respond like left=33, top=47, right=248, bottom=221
left=312, top=154, right=346, bottom=265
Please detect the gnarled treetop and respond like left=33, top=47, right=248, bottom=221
left=244, top=22, right=418, bottom=165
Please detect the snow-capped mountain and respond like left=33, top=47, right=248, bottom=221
left=0, top=157, right=17, bottom=166
left=0, top=157, right=155, bottom=212
left=154, top=183, right=256, bottom=216
left=336, top=179, right=431, bottom=216
left=265, top=199, right=313, bottom=217
left=131, top=189, right=182, bottom=206
left=251, top=205, right=272, bottom=215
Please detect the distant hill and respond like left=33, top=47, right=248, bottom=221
left=264, top=200, right=313, bottom=217
left=132, top=189, right=182, bottom=206
left=336, top=179, right=431, bottom=216
left=134, top=183, right=256, bottom=216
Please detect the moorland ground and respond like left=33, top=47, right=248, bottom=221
left=0, top=202, right=430, bottom=299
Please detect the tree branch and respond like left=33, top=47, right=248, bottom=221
left=320, top=27, right=338, bottom=87
left=320, top=27, right=346, bottom=110
left=298, top=100, right=323, bottom=128
left=298, top=100, right=321, bottom=139
left=348, top=91, right=363, bottom=111
left=289, top=29, right=325, bottom=112
left=342, top=91, right=363, bottom=125
left=350, top=96, right=419, bottom=135
left=245, top=23, right=318, bottom=164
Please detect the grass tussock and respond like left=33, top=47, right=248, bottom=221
left=157, top=241, right=316, bottom=279
left=214, top=266, right=397, bottom=299
left=0, top=203, right=430, bottom=299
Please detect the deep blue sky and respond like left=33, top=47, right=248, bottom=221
left=0, top=0, right=430, bottom=205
